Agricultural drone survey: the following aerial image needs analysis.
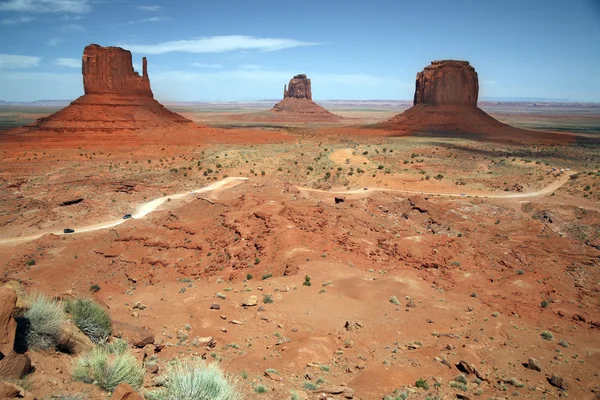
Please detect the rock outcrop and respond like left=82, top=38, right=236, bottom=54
left=283, top=74, right=312, bottom=100
left=25, top=44, right=208, bottom=136
left=83, top=44, right=152, bottom=97
left=414, top=60, right=478, bottom=106
left=270, top=74, right=341, bottom=122
left=386, top=60, right=569, bottom=143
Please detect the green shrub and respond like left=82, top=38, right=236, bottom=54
left=541, top=331, right=553, bottom=341
left=146, top=357, right=240, bottom=400
left=303, top=275, right=312, bottom=287
left=72, top=346, right=144, bottom=392
left=389, top=296, right=400, bottom=305
left=22, top=293, right=66, bottom=350
left=67, top=299, right=112, bottom=343
left=415, top=378, right=429, bottom=390
left=263, top=294, right=273, bottom=304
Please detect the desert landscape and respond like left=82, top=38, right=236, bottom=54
left=0, top=22, right=599, bottom=400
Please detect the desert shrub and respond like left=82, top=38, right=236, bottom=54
left=541, top=331, right=553, bottom=340
left=263, top=294, right=273, bottom=304
left=22, top=293, right=66, bottom=351
left=389, top=296, right=400, bottom=305
left=66, top=299, right=112, bottom=343
left=303, top=275, right=312, bottom=287
left=146, top=357, right=240, bottom=400
left=72, top=346, right=144, bottom=392
left=415, top=378, right=429, bottom=390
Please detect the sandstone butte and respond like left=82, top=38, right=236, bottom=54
left=386, top=60, right=569, bottom=142
left=24, top=44, right=204, bottom=134
left=270, top=74, right=342, bottom=122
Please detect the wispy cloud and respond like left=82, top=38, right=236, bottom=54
left=46, top=37, right=62, bottom=46
left=0, top=0, right=90, bottom=13
left=118, top=35, right=321, bottom=55
left=125, top=16, right=167, bottom=25
left=192, top=63, right=222, bottom=69
left=1, top=16, right=35, bottom=24
left=61, top=23, right=83, bottom=31
left=137, top=5, right=160, bottom=11
left=240, top=64, right=262, bottom=70
left=54, top=57, right=79, bottom=68
left=0, top=53, right=40, bottom=69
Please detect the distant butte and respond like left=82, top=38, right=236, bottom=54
left=386, top=60, right=569, bottom=142
left=270, top=74, right=342, bottom=122
left=25, top=44, right=204, bottom=134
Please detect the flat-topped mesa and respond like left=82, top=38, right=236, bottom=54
left=283, top=74, right=312, bottom=100
left=82, top=44, right=152, bottom=97
left=414, top=60, right=478, bottom=106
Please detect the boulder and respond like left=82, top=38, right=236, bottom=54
left=0, top=351, right=31, bottom=379
left=112, top=321, right=154, bottom=348
left=242, top=295, right=258, bottom=307
left=526, top=357, right=542, bottom=372
left=0, top=287, right=17, bottom=357
left=314, top=385, right=355, bottom=398
left=57, top=321, right=95, bottom=354
left=0, top=381, right=20, bottom=398
left=548, top=374, right=567, bottom=390
left=110, top=382, right=143, bottom=400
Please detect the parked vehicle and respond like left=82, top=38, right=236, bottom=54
left=63, top=228, right=75, bottom=234
left=123, top=214, right=132, bottom=219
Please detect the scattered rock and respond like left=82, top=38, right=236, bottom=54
left=264, top=370, right=281, bottom=381
left=210, top=303, right=220, bottom=310
left=0, top=351, right=31, bottom=379
left=335, top=197, right=345, bottom=204
left=314, top=385, right=355, bottom=398
left=112, top=321, right=155, bottom=347
left=229, top=320, right=245, bottom=325
left=146, top=363, right=159, bottom=374
left=405, top=298, right=416, bottom=308
left=548, top=374, right=567, bottom=390
left=0, top=288, right=17, bottom=357
left=242, top=295, right=258, bottom=307
left=257, top=306, right=266, bottom=312
left=193, top=336, right=216, bottom=348
left=456, top=394, right=471, bottom=400
left=110, top=382, right=143, bottom=400
left=526, top=357, right=542, bottom=372
left=456, top=360, right=474, bottom=375
left=344, top=321, right=363, bottom=331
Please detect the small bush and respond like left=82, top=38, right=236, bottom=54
left=415, top=378, right=429, bottom=390
left=67, top=299, right=112, bottom=343
left=255, top=384, right=268, bottom=393
left=22, top=293, right=66, bottom=351
left=389, top=296, right=400, bottom=305
left=540, top=299, right=549, bottom=308
left=72, top=346, right=144, bottom=392
left=89, top=284, right=101, bottom=293
left=559, top=339, right=569, bottom=348
left=146, top=357, right=240, bottom=400
left=541, top=331, right=553, bottom=341
left=263, top=294, right=273, bottom=304
left=262, top=273, right=272, bottom=281
left=303, top=275, right=312, bottom=287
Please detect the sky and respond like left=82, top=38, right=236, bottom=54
left=0, top=0, right=599, bottom=102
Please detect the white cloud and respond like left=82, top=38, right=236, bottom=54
left=240, top=64, right=262, bottom=70
left=61, top=23, right=83, bottom=31
left=0, top=0, right=90, bottom=13
left=192, top=63, right=222, bottom=69
left=1, top=16, right=35, bottom=24
left=54, top=57, right=79, bottom=68
left=0, top=53, right=40, bottom=69
left=125, top=16, right=167, bottom=24
left=137, top=5, right=160, bottom=11
left=118, top=35, right=320, bottom=55
left=46, top=37, right=62, bottom=46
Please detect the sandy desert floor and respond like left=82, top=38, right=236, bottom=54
left=0, top=105, right=599, bottom=399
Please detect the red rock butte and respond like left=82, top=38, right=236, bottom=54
left=26, top=44, right=201, bottom=133
left=387, top=60, right=569, bottom=142
left=270, top=74, right=342, bottom=122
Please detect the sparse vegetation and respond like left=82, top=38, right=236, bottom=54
left=20, top=293, right=66, bottom=351
left=72, top=345, right=144, bottom=392
left=389, top=296, right=400, bottom=305
left=303, top=275, right=312, bottom=286
left=66, top=299, right=112, bottom=343
left=263, top=294, right=273, bottom=304
left=415, top=378, right=429, bottom=390
left=541, top=331, right=554, bottom=341
left=146, top=357, right=240, bottom=400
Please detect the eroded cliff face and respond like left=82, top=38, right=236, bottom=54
left=283, top=74, right=312, bottom=100
left=413, top=60, right=478, bottom=106
left=82, top=44, right=152, bottom=97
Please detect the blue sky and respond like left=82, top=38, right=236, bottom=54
left=0, top=0, right=599, bottom=101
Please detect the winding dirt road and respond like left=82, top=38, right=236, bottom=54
left=0, top=172, right=573, bottom=246
left=0, top=177, right=248, bottom=246
left=297, top=172, right=573, bottom=199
